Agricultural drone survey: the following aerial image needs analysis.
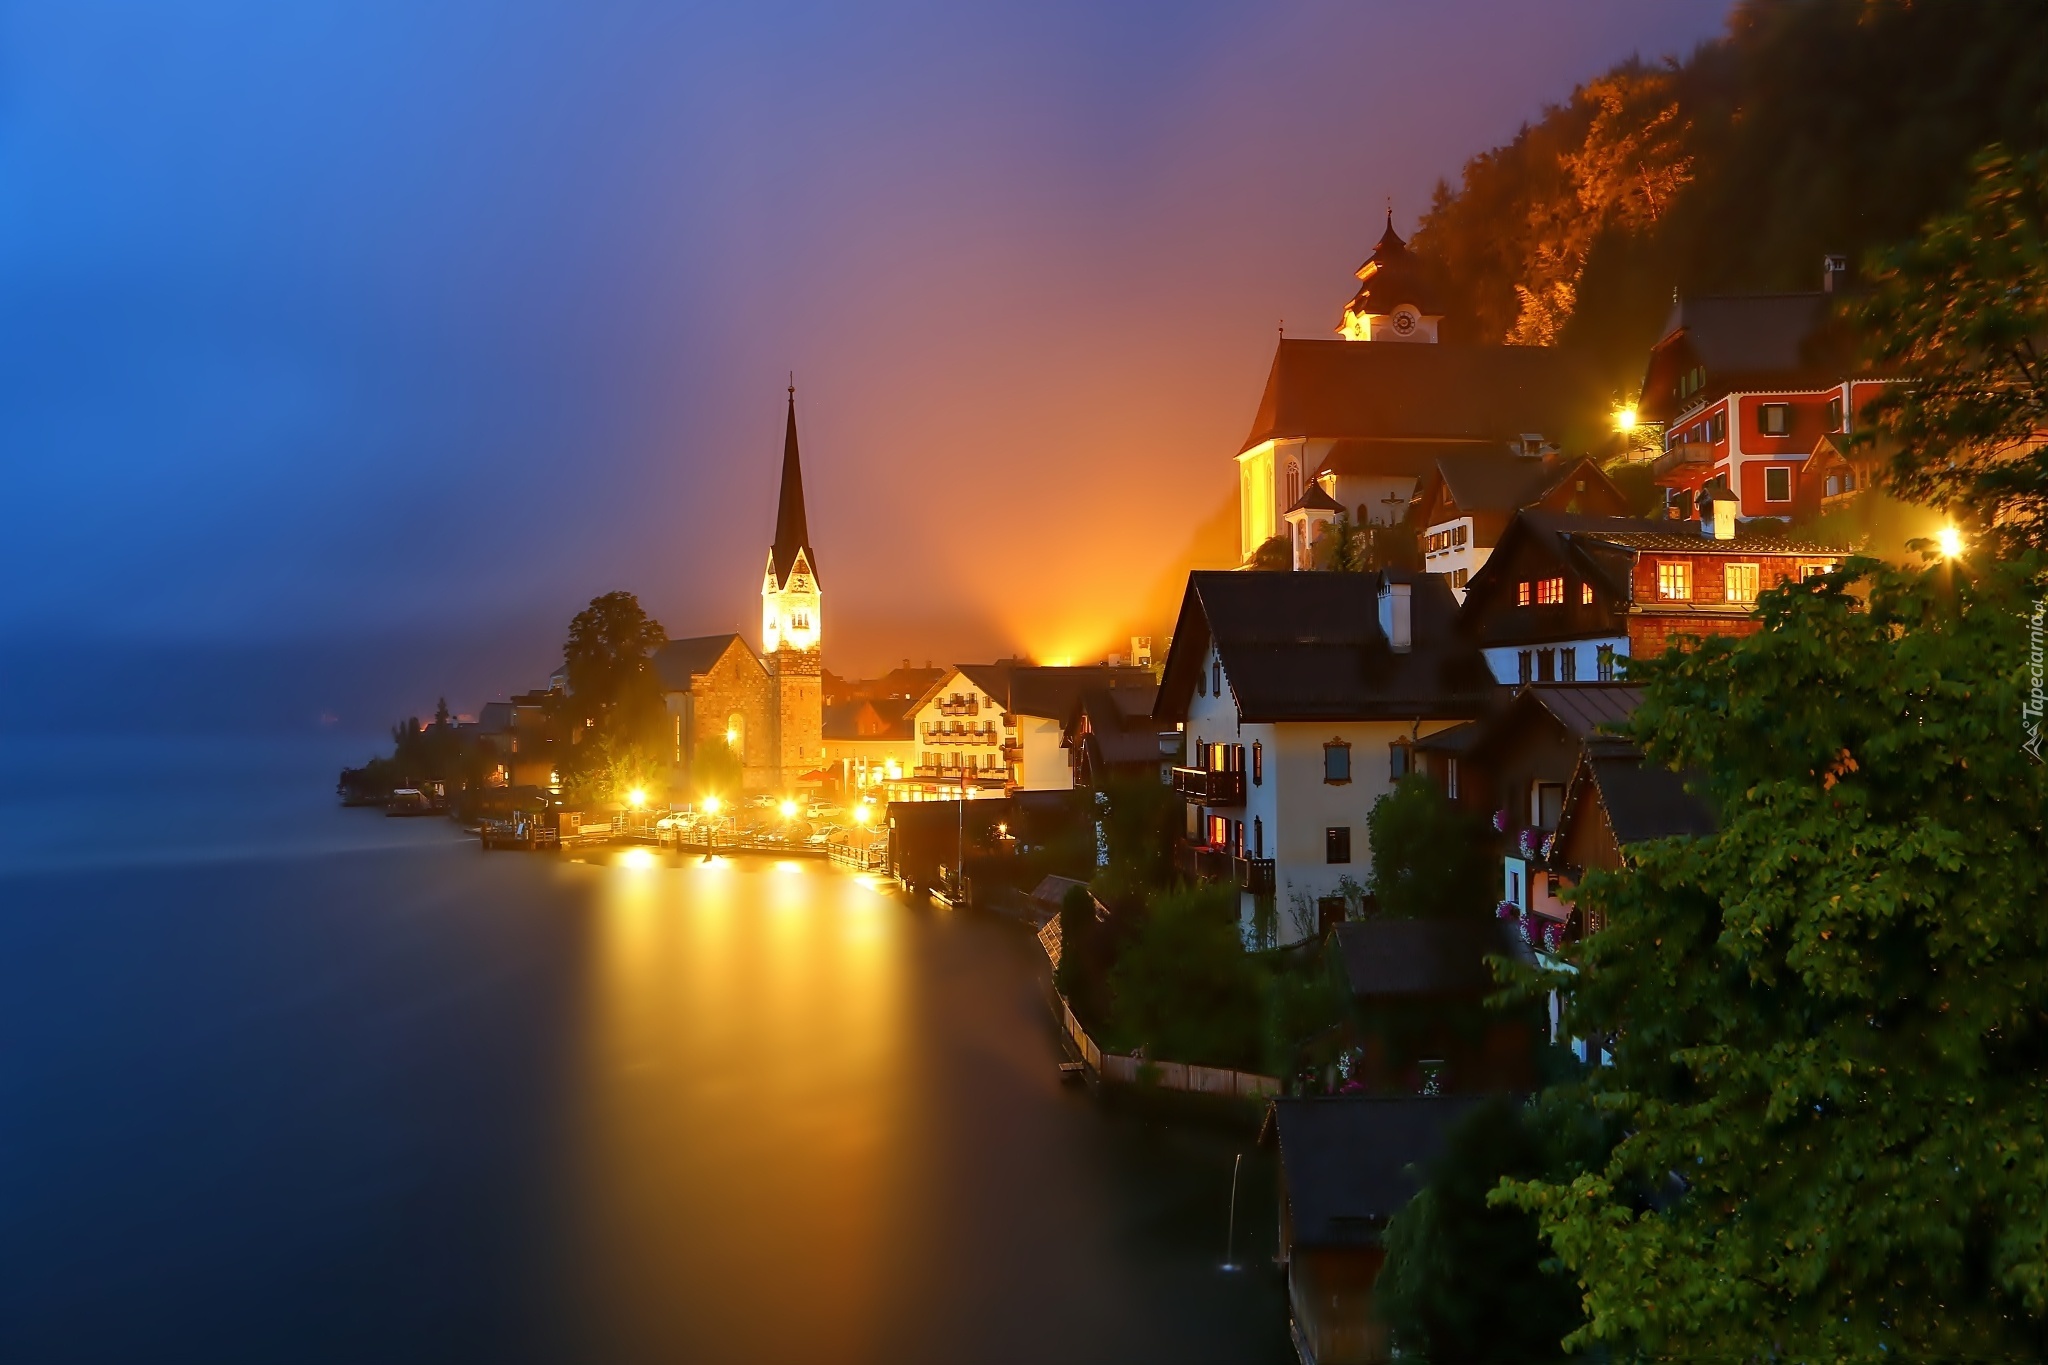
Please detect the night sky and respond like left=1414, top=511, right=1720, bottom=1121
left=1, top=1, right=1733, bottom=731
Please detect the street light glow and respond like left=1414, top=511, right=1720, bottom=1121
left=780, top=799, right=798, bottom=819
left=1938, top=524, right=1964, bottom=559
left=627, top=787, right=647, bottom=808
left=1614, top=405, right=1638, bottom=433
left=702, top=795, right=722, bottom=815
left=852, top=805, right=871, bottom=825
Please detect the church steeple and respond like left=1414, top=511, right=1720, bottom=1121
left=770, top=384, right=817, bottom=586
left=1339, top=209, right=1444, bottom=343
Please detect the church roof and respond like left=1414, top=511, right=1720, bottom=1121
left=770, top=390, right=818, bottom=585
left=652, top=634, right=760, bottom=691
left=1240, top=339, right=1603, bottom=454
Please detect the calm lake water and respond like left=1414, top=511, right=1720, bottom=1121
left=0, top=735, right=1289, bottom=1364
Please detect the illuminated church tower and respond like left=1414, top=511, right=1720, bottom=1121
left=761, top=385, right=823, bottom=790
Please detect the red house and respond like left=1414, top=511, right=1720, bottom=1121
left=1642, top=271, right=1888, bottom=522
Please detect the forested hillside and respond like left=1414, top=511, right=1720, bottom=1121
left=1409, top=0, right=2048, bottom=396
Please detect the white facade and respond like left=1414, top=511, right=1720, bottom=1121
left=1182, top=640, right=1458, bottom=946
left=910, top=669, right=1010, bottom=798
left=1010, top=713, right=1073, bottom=792
left=1422, top=516, right=1483, bottom=600
left=1482, top=636, right=1630, bottom=687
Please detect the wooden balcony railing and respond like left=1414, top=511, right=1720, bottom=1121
left=1234, top=857, right=1275, bottom=895
left=1171, top=766, right=1245, bottom=806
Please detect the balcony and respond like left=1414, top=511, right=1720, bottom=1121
left=1651, top=442, right=1712, bottom=484
left=1172, top=766, right=1246, bottom=806
left=1234, top=857, right=1275, bottom=895
left=936, top=698, right=979, bottom=717
left=1173, top=841, right=1234, bottom=882
left=1001, top=743, right=1023, bottom=763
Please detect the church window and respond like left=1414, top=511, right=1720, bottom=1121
left=1286, top=461, right=1301, bottom=508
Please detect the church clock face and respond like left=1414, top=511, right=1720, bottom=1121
left=1392, top=309, right=1417, bottom=336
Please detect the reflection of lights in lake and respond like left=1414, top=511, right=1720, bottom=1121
left=619, top=848, right=657, bottom=871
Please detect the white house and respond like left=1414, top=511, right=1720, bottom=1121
left=905, top=662, right=1155, bottom=800
left=1155, top=569, right=1498, bottom=946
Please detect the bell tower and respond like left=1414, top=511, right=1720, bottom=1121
left=761, top=385, right=823, bottom=792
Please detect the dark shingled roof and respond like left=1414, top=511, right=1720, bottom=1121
left=1656, top=292, right=1832, bottom=377
left=770, top=391, right=817, bottom=585
left=1333, top=918, right=1525, bottom=999
left=1272, top=1096, right=1492, bottom=1246
left=1563, top=738, right=1717, bottom=848
left=1069, top=686, right=1169, bottom=767
left=1241, top=338, right=1603, bottom=454
left=1157, top=569, right=1498, bottom=723
left=1523, top=684, right=1642, bottom=740
left=1313, top=437, right=1499, bottom=481
left=653, top=634, right=756, bottom=692
left=1288, top=481, right=1347, bottom=515
left=1341, top=214, right=1445, bottom=321
left=1007, top=666, right=1155, bottom=721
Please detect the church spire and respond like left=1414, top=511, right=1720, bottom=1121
left=770, top=383, right=816, bottom=585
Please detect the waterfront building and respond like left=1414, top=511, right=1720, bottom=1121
left=903, top=662, right=1156, bottom=800
left=654, top=633, right=774, bottom=793
left=1155, top=569, right=1496, bottom=946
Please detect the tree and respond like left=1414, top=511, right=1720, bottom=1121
left=1858, top=145, right=2048, bottom=554
left=1501, top=556, right=2048, bottom=1359
left=1091, top=770, right=1180, bottom=906
left=1055, top=883, right=1114, bottom=1032
left=1247, top=534, right=1291, bottom=572
left=1377, top=1096, right=1595, bottom=1364
left=1108, top=883, right=1266, bottom=1072
left=1365, top=776, right=1495, bottom=922
left=556, top=591, right=670, bottom=804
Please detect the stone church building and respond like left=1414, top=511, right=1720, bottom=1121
left=654, top=388, right=826, bottom=797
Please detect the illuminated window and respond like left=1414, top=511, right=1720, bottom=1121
left=1452, top=568, right=1468, bottom=591
left=1536, top=577, right=1565, bottom=605
left=1580, top=582, right=1594, bottom=605
left=1323, top=740, right=1351, bottom=785
left=1758, top=403, right=1792, bottom=436
left=1657, top=561, right=1692, bottom=600
left=1765, top=467, right=1792, bottom=502
left=1517, top=581, right=1533, bottom=607
left=1804, top=561, right=1837, bottom=579
left=1725, top=563, right=1760, bottom=604
left=1251, top=741, right=1262, bottom=786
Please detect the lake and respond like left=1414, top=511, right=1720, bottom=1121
left=0, top=735, right=1289, bottom=1363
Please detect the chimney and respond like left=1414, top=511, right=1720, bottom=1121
left=1823, top=253, right=1847, bottom=294
left=1715, top=498, right=1737, bottom=540
left=1377, top=579, right=1413, bottom=653
left=1132, top=635, right=1154, bottom=668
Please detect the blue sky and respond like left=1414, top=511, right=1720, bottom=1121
left=0, top=1, right=1733, bottom=722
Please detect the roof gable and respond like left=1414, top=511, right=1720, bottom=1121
left=653, top=634, right=761, bottom=691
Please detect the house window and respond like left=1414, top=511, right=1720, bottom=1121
left=1725, top=562, right=1761, bottom=604
left=1209, top=815, right=1227, bottom=847
left=1251, top=741, right=1262, bottom=786
left=1765, top=467, right=1792, bottom=502
left=1536, top=576, right=1565, bottom=605
left=1446, top=756, right=1460, bottom=801
left=1537, top=648, right=1556, bottom=683
left=1561, top=647, right=1578, bottom=682
left=1580, top=582, right=1594, bottom=605
left=1253, top=816, right=1263, bottom=858
left=1389, top=740, right=1411, bottom=780
left=1708, top=411, right=1726, bottom=443
left=1535, top=782, right=1565, bottom=829
left=1452, top=568, right=1468, bottom=591
left=1804, top=561, right=1837, bottom=579
left=1826, top=396, right=1844, bottom=433
left=1323, top=740, right=1352, bottom=785
left=1454, top=524, right=1467, bottom=547
left=1657, top=561, right=1693, bottom=600
left=1517, top=650, right=1533, bottom=685
left=1211, top=658, right=1222, bottom=696
left=1758, top=402, right=1792, bottom=436
left=1597, top=644, right=1616, bottom=682
left=1517, top=580, right=1533, bottom=607
left=1326, top=826, right=1352, bottom=864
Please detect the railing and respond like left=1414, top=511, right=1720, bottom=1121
left=1171, top=766, right=1245, bottom=806
left=1652, top=443, right=1711, bottom=481
left=1174, top=841, right=1235, bottom=882
left=1052, top=991, right=1278, bottom=1101
left=936, top=698, right=979, bottom=717
left=911, top=765, right=1009, bottom=786
left=1234, top=857, right=1275, bottom=894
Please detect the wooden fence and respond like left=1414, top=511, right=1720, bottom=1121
left=1054, top=992, right=1278, bottom=1101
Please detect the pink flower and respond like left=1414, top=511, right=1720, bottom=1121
left=1496, top=899, right=1518, bottom=920
left=1492, top=809, right=1511, bottom=832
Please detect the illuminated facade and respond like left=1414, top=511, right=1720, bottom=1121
left=761, top=388, right=825, bottom=790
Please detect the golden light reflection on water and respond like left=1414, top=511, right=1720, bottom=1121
left=565, top=851, right=914, bottom=1358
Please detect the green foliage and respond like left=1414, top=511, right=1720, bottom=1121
left=1311, top=515, right=1422, bottom=574
left=1857, top=145, right=2048, bottom=554
left=1365, top=776, right=1494, bottom=922
left=1247, top=535, right=1291, bottom=572
left=1501, top=556, right=2048, bottom=1358
left=554, top=591, right=670, bottom=805
left=688, top=735, right=744, bottom=804
left=1261, top=939, right=1351, bottom=1080
left=1090, top=772, right=1179, bottom=907
left=1108, top=883, right=1266, bottom=1072
left=1054, top=884, right=1113, bottom=1030
left=1378, top=1096, right=1597, bottom=1364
